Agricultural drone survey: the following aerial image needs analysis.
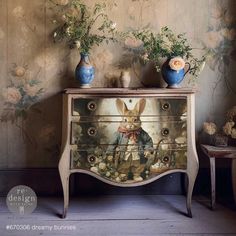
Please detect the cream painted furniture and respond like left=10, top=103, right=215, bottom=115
left=201, top=144, right=236, bottom=209
left=59, top=88, right=199, bottom=218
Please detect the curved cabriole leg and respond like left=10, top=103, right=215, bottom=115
left=186, top=93, right=199, bottom=218
left=186, top=173, right=194, bottom=218
left=60, top=171, right=70, bottom=219
left=59, top=151, right=70, bottom=219
left=186, top=166, right=198, bottom=218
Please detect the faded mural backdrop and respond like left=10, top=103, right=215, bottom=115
left=0, top=0, right=236, bottom=168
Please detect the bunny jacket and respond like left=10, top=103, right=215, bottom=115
left=106, top=128, right=154, bottom=164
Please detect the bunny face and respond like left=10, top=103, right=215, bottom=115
left=116, top=99, right=146, bottom=131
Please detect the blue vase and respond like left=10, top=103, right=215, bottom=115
left=75, top=53, right=95, bottom=88
left=161, top=59, right=190, bottom=88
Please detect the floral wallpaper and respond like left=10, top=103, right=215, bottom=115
left=0, top=0, right=235, bottom=168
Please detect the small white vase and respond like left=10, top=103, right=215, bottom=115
left=119, top=71, right=131, bottom=88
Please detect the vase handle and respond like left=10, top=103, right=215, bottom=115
left=184, top=62, right=191, bottom=77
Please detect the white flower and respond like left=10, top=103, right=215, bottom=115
left=53, top=32, right=57, bottom=38
left=107, top=155, right=113, bottom=162
left=4, top=87, right=22, bottom=104
left=110, top=22, right=117, bottom=30
left=98, top=162, right=106, bottom=171
left=203, top=122, right=217, bottom=135
left=223, top=121, right=235, bottom=136
left=61, top=14, right=67, bottom=22
left=115, top=177, right=121, bottom=182
left=169, top=57, right=185, bottom=71
left=66, top=27, right=72, bottom=36
left=142, top=53, right=149, bottom=61
left=75, top=40, right=81, bottom=49
left=106, top=172, right=111, bottom=177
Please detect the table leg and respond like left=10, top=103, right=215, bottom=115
left=232, top=159, right=236, bottom=205
left=210, top=157, right=216, bottom=210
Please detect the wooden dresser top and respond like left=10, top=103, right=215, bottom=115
left=64, top=88, right=196, bottom=95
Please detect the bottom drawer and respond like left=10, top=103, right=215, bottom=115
left=70, top=146, right=187, bottom=183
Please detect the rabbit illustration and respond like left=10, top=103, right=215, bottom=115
left=106, top=98, right=153, bottom=182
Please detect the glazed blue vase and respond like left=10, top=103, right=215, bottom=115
left=75, top=53, right=95, bottom=88
left=161, top=59, right=190, bottom=88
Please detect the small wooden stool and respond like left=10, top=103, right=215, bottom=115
left=201, top=144, right=236, bottom=209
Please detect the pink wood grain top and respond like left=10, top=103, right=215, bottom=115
left=201, top=144, right=236, bottom=158
left=64, top=88, right=196, bottom=95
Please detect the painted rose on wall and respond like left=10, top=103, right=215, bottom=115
left=204, top=4, right=236, bottom=73
left=1, top=65, right=44, bottom=123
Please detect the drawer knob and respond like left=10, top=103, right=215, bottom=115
left=162, top=156, right=170, bottom=163
left=87, top=101, right=97, bottom=111
left=87, top=127, right=97, bottom=136
left=162, top=102, right=170, bottom=111
left=87, top=155, right=97, bottom=164
left=161, top=128, right=170, bottom=136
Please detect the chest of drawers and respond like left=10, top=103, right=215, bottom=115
left=59, top=88, right=199, bottom=218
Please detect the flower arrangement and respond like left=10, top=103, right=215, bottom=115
left=1, top=78, right=43, bottom=122
left=204, top=5, right=236, bottom=72
left=202, top=106, right=236, bottom=146
left=132, top=26, right=206, bottom=79
left=50, top=0, right=118, bottom=54
left=203, top=122, right=217, bottom=136
left=223, top=106, right=236, bottom=139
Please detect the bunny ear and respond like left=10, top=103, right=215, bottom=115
left=116, top=99, right=128, bottom=115
left=134, top=99, right=146, bottom=115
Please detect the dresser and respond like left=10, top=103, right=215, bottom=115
left=59, top=88, right=199, bottom=218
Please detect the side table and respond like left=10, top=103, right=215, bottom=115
left=201, top=144, right=236, bottom=209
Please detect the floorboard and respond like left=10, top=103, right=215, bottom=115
left=0, top=195, right=235, bottom=236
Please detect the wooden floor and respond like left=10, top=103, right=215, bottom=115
left=0, top=195, right=236, bottom=236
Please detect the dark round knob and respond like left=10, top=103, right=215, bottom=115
left=161, top=128, right=170, bottom=136
left=87, top=155, right=97, bottom=164
left=87, top=127, right=97, bottom=136
left=162, top=156, right=170, bottom=163
left=87, top=101, right=97, bottom=111
left=162, top=102, right=170, bottom=111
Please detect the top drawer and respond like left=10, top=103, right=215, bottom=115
left=72, top=97, right=187, bottom=118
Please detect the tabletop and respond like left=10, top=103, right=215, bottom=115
left=201, top=144, right=236, bottom=158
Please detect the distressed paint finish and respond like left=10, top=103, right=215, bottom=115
left=0, top=0, right=235, bottom=169
left=59, top=88, right=198, bottom=217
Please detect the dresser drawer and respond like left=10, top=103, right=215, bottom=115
left=71, top=120, right=186, bottom=145
left=70, top=146, right=187, bottom=182
left=72, top=98, right=187, bottom=117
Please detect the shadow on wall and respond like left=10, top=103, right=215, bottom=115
left=24, top=93, right=63, bottom=168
